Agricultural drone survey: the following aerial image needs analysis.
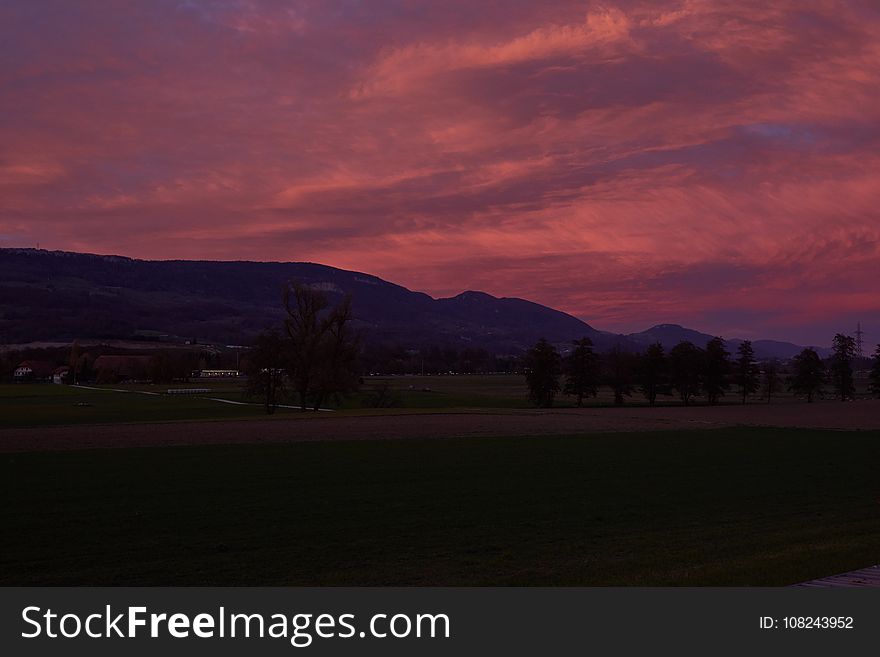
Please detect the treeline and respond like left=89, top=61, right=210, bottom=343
left=0, top=344, right=231, bottom=384
left=245, top=283, right=537, bottom=412
left=359, top=344, right=520, bottom=376
left=523, top=334, right=880, bottom=408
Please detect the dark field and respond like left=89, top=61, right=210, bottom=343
left=0, top=383, right=298, bottom=428
left=4, top=373, right=875, bottom=430
left=2, top=377, right=537, bottom=430
left=3, top=428, right=879, bottom=586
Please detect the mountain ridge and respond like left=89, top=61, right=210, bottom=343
left=0, top=248, right=825, bottom=357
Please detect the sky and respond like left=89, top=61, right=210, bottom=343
left=1, top=1, right=879, bottom=346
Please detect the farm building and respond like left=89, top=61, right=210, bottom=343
left=93, top=355, right=154, bottom=383
left=52, top=366, right=71, bottom=384
left=14, top=360, right=57, bottom=382
left=197, top=369, right=241, bottom=378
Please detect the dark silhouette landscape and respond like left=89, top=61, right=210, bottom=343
left=0, top=248, right=829, bottom=359
left=2, top=1, right=879, bottom=597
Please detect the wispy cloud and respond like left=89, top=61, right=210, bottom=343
left=1, top=0, right=878, bottom=343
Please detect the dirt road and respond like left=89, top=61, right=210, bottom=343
left=2, top=400, right=879, bottom=453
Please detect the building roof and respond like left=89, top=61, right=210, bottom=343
left=16, top=360, right=57, bottom=378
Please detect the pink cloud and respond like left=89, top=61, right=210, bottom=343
left=1, top=1, right=879, bottom=344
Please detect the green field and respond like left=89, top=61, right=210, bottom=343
left=3, top=427, right=879, bottom=586
left=0, top=383, right=300, bottom=428
left=353, top=374, right=534, bottom=409
left=1, top=375, right=821, bottom=429
left=0, top=380, right=514, bottom=429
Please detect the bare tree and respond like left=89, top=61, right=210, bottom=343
left=563, top=337, right=600, bottom=406
left=363, top=379, right=402, bottom=408
left=310, top=295, right=360, bottom=410
left=244, top=329, right=288, bottom=414
left=284, top=282, right=360, bottom=411
left=734, top=340, right=760, bottom=404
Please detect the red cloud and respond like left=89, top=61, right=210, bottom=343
left=1, top=0, right=879, bottom=344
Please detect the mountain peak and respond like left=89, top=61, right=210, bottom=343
left=451, top=290, right=497, bottom=302
left=0, top=248, right=600, bottom=351
left=0, top=248, right=828, bottom=357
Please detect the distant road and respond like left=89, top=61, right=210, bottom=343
left=2, top=400, right=879, bottom=453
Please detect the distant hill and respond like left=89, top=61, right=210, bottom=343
left=0, top=248, right=618, bottom=352
left=728, top=339, right=830, bottom=360
left=628, top=324, right=830, bottom=359
left=628, top=324, right=714, bottom=349
left=0, top=249, right=826, bottom=357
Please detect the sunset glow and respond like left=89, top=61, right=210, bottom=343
left=2, top=1, right=879, bottom=344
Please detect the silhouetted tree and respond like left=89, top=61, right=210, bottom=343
left=734, top=340, right=760, bottom=404
left=362, top=379, right=402, bottom=408
left=669, top=341, right=702, bottom=405
left=524, top=338, right=562, bottom=408
left=148, top=353, right=175, bottom=384
left=563, top=337, right=600, bottom=406
left=869, top=345, right=880, bottom=398
left=762, top=359, right=783, bottom=404
left=830, top=333, right=856, bottom=401
left=788, top=347, right=826, bottom=403
left=284, top=282, right=360, bottom=411
left=244, top=329, right=288, bottom=414
left=310, top=295, right=361, bottom=410
left=703, top=337, right=730, bottom=405
left=638, top=342, right=667, bottom=405
left=604, top=344, right=635, bottom=405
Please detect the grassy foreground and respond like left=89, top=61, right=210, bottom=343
left=4, top=375, right=822, bottom=429
left=3, top=427, right=879, bottom=586
left=0, top=383, right=297, bottom=428
left=2, top=377, right=534, bottom=429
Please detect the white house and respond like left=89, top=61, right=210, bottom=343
left=14, top=360, right=56, bottom=382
